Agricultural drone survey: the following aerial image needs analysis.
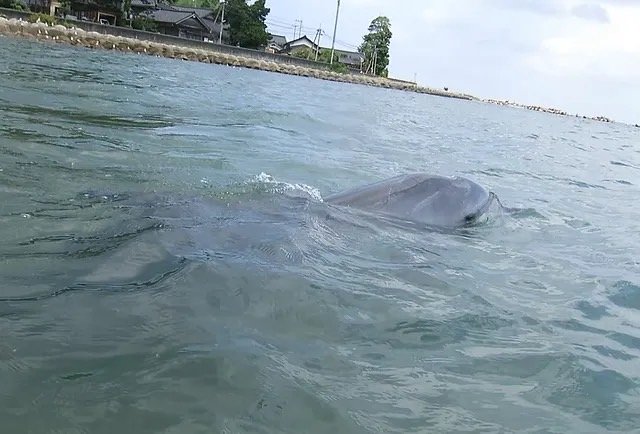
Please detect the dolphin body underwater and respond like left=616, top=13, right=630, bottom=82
left=324, top=173, right=502, bottom=229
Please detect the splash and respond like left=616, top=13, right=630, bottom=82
left=253, top=172, right=324, bottom=203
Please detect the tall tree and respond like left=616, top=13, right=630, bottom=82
left=358, top=16, right=392, bottom=77
left=224, top=0, right=270, bottom=49
left=199, top=0, right=220, bottom=9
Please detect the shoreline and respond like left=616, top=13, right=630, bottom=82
left=0, top=14, right=633, bottom=125
left=483, top=98, right=615, bottom=124
left=0, top=16, right=475, bottom=101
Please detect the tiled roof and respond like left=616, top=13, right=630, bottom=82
left=131, top=0, right=157, bottom=7
left=143, top=9, right=194, bottom=24
left=268, top=34, right=287, bottom=47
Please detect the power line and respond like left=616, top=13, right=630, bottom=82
left=265, top=13, right=361, bottom=52
left=265, top=16, right=296, bottom=26
left=266, top=21, right=316, bottom=34
left=266, top=12, right=361, bottom=49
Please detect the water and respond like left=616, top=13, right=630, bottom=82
left=1, top=36, right=639, bottom=433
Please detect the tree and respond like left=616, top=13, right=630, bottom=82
left=131, top=15, right=158, bottom=32
left=291, top=47, right=348, bottom=73
left=358, top=16, right=392, bottom=77
left=224, top=0, right=270, bottom=49
left=0, top=0, right=27, bottom=10
left=292, top=47, right=338, bottom=64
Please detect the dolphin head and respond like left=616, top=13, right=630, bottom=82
left=326, top=173, right=494, bottom=228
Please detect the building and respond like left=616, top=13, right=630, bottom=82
left=24, top=0, right=119, bottom=23
left=266, top=34, right=287, bottom=53
left=66, top=0, right=123, bottom=25
left=20, top=0, right=229, bottom=42
left=25, top=0, right=63, bottom=16
left=332, top=48, right=365, bottom=72
left=130, top=0, right=158, bottom=16
left=139, top=3, right=226, bottom=43
left=279, top=34, right=365, bottom=72
left=281, top=35, right=318, bottom=55
left=141, top=9, right=211, bottom=41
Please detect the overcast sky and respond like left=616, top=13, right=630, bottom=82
left=264, top=0, right=640, bottom=124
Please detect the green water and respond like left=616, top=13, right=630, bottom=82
left=1, top=36, right=640, bottom=433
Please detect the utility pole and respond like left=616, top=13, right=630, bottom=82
left=312, top=26, right=323, bottom=61
left=294, top=19, right=302, bottom=38
left=330, top=0, right=340, bottom=64
left=373, top=49, right=378, bottom=76
left=218, top=0, right=225, bottom=44
left=367, top=43, right=376, bottom=75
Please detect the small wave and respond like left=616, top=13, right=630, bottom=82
left=253, top=172, right=323, bottom=202
left=602, top=179, right=633, bottom=186
left=608, top=281, right=640, bottom=310
left=610, top=161, right=638, bottom=169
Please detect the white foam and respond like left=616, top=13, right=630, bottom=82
left=254, top=172, right=323, bottom=202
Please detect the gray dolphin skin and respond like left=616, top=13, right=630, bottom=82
left=325, top=173, right=495, bottom=228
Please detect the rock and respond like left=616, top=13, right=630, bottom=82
left=0, top=17, right=8, bottom=34
left=0, top=19, right=489, bottom=102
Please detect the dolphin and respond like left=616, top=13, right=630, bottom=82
left=324, top=173, right=497, bottom=228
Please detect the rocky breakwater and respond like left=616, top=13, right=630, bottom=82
left=485, top=99, right=569, bottom=116
left=0, top=15, right=474, bottom=101
left=485, top=98, right=615, bottom=123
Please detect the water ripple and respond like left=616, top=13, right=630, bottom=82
left=1, top=35, right=640, bottom=433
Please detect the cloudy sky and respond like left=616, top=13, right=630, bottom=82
left=264, top=0, right=640, bottom=124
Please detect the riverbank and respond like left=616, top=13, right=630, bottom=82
left=0, top=15, right=476, bottom=101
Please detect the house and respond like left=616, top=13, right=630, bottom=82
left=266, top=34, right=287, bottom=53
left=140, top=3, right=226, bottom=42
left=130, top=0, right=157, bottom=16
left=332, top=48, right=365, bottom=72
left=280, top=34, right=364, bottom=71
left=66, top=0, right=123, bottom=25
left=24, top=0, right=63, bottom=16
left=141, top=8, right=211, bottom=40
left=282, top=35, right=318, bottom=55
left=23, top=0, right=120, bottom=24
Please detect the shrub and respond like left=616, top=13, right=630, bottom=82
left=329, top=62, right=348, bottom=74
left=0, top=0, right=27, bottom=11
left=131, top=16, right=158, bottom=32
left=28, top=13, right=58, bottom=25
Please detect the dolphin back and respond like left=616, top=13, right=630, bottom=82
left=325, top=173, right=492, bottom=228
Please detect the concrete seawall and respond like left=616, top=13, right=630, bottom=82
left=0, top=9, right=475, bottom=101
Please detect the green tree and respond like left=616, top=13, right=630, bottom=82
left=291, top=47, right=348, bottom=73
left=200, top=0, right=218, bottom=9
left=60, top=0, right=70, bottom=13
left=131, top=15, right=158, bottom=31
left=224, top=0, right=270, bottom=49
left=358, top=16, right=392, bottom=77
left=0, top=0, right=27, bottom=10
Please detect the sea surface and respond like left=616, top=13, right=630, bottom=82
left=1, top=36, right=640, bottom=434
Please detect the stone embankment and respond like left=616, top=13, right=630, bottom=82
left=0, top=15, right=475, bottom=101
left=484, top=98, right=614, bottom=123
